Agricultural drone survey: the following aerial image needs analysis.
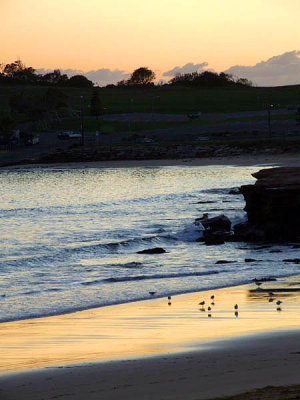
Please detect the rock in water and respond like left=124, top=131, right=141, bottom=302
left=228, top=188, right=241, bottom=195
left=137, top=247, right=166, bottom=254
left=234, top=167, right=300, bottom=242
left=194, top=214, right=232, bottom=246
left=199, top=214, right=231, bottom=232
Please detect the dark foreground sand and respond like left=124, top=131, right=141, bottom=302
left=214, top=385, right=300, bottom=400
left=1, top=332, right=300, bottom=400
left=1, top=276, right=300, bottom=399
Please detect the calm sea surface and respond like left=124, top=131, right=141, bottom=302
left=0, top=164, right=299, bottom=322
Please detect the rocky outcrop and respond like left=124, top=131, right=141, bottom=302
left=234, top=167, right=300, bottom=242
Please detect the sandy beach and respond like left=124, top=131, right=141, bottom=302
left=1, top=153, right=300, bottom=399
left=1, top=275, right=300, bottom=399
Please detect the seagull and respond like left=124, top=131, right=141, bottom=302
left=210, top=295, right=215, bottom=300
left=269, top=298, right=274, bottom=303
left=168, top=301, right=171, bottom=306
left=234, top=304, right=238, bottom=310
left=168, top=296, right=172, bottom=300
left=208, top=314, right=212, bottom=318
left=268, top=291, right=274, bottom=296
left=149, top=291, right=156, bottom=296
left=235, top=311, right=239, bottom=318
left=211, top=302, right=215, bottom=306
left=276, top=300, right=282, bottom=305
left=200, top=308, right=206, bottom=312
left=199, top=301, right=205, bottom=306
left=208, top=306, right=211, bottom=311
left=277, top=307, right=282, bottom=312
left=255, top=282, right=262, bottom=290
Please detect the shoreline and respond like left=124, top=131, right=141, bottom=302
left=1, top=275, right=300, bottom=398
left=3, top=152, right=300, bottom=169
left=0, top=271, right=298, bottom=325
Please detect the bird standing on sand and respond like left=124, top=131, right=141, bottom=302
left=255, top=282, right=262, bottom=290
left=149, top=291, right=156, bottom=296
left=199, top=301, right=205, bottom=306
left=168, top=296, right=171, bottom=300
left=210, top=295, right=215, bottom=300
left=268, top=291, right=274, bottom=296
left=276, top=300, right=282, bottom=305
left=208, top=314, right=212, bottom=318
left=234, top=304, right=238, bottom=310
left=208, top=306, right=211, bottom=311
left=235, top=311, right=239, bottom=318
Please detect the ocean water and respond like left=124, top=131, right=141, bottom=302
left=0, top=164, right=299, bottom=323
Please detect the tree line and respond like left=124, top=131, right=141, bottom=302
left=1, top=60, right=253, bottom=88
left=0, top=60, right=93, bottom=87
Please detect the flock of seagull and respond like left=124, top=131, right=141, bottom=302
left=150, top=281, right=284, bottom=318
left=198, top=295, right=217, bottom=318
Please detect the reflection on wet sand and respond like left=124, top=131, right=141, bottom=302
left=1, top=275, right=300, bottom=374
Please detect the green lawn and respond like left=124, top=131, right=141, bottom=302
left=0, top=84, right=299, bottom=117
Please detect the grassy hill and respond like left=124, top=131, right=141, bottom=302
left=0, top=84, right=299, bottom=117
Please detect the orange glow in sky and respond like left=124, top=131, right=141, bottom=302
left=0, top=0, right=299, bottom=74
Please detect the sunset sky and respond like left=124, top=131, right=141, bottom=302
left=1, top=0, right=299, bottom=85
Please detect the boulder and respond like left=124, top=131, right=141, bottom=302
left=198, top=214, right=231, bottom=233
left=203, top=231, right=233, bottom=245
left=137, top=247, right=166, bottom=254
left=228, top=188, right=241, bottom=195
left=234, top=167, right=300, bottom=242
left=203, top=232, right=225, bottom=245
left=282, top=258, right=300, bottom=264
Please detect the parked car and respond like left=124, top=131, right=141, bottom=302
left=58, top=131, right=81, bottom=140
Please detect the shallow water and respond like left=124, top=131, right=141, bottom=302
left=0, top=164, right=299, bottom=322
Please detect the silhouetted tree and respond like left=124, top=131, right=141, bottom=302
left=90, top=89, right=102, bottom=116
left=42, top=69, right=68, bottom=85
left=118, top=67, right=156, bottom=86
left=3, top=59, right=37, bottom=83
left=3, top=59, right=25, bottom=77
left=236, top=77, right=253, bottom=87
left=129, top=67, right=155, bottom=85
left=169, top=71, right=252, bottom=88
left=67, top=75, right=93, bottom=88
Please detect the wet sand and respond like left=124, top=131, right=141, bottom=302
left=6, top=152, right=300, bottom=169
left=1, top=276, right=300, bottom=399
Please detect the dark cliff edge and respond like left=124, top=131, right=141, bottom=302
left=234, top=167, right=300, bottom=242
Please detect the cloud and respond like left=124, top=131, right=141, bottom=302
left=163, top=62, right=209, bottom=77
left=224, top=51, right=300, bottom=87
left=85, top=69, right=130, bottom=85
left=36, top=68, right=130, bottom=86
